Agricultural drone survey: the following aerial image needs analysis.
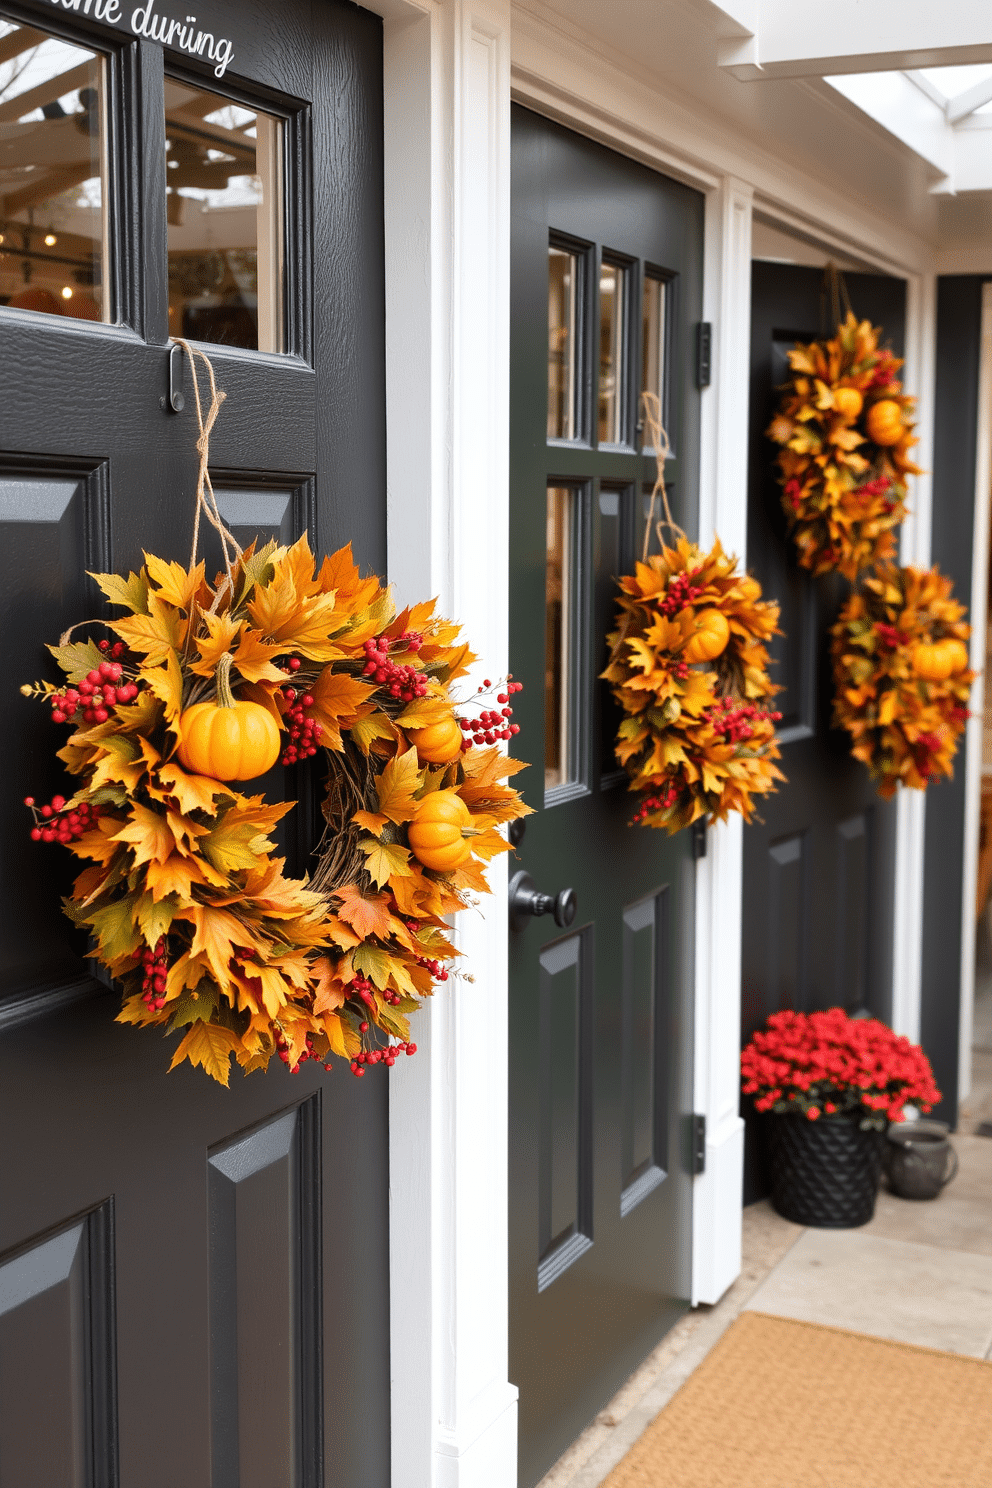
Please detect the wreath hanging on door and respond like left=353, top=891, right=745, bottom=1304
left=602, top=394, right=785, bottom=833
left=830, top=562, right=974, bottom=796
left=767, top=312, right=921, bottom=579
left=19, top=345, right=530, bottom=1085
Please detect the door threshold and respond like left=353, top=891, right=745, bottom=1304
left=535, top=1202, right=803, bottom=1488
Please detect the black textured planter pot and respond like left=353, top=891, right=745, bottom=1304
left=764, top=1113, right=885, bottom=1228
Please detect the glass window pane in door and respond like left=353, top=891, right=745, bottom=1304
left=165, top=81, right=284, bottom=352
left=548, top=246, right=577, bottom=439
left=598, top=262, right=625, bottom=444
left=546, top=486, right=574, bottom=792
left=0, top=20, right=108, bottom=323
left=642, top=275, right=667, bottom=419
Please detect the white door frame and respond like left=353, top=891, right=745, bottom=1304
left=368, top=1, right=939, bottom=1482
left=958, top=281, right=992, bottom=1104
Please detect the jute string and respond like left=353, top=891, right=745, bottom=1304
left=640, top=390, right=683, bottom=561
left=820, top=260, right=854, bottom=338
left=171, top=339, right=242, bottom=595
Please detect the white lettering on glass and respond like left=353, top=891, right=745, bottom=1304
left=48, top=0, right=234, bottom=78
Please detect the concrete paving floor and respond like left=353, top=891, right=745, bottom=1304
left=538, top=1010, right=992, bottom=1488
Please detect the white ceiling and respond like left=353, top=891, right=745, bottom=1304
left=525, top=0, right=992, bottom=260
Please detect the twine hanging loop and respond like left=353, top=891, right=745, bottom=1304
left=640, top=390, right=683, bottom=562
left=171, top=338, right=242, bottom=592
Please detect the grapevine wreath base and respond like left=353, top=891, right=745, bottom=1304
left=830, top=562, right=974, bottom=798
left=20, top=346, right=530, bottom=1085
left=767, top=313, right=922, bottom=580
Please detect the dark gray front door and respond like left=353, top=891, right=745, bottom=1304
left=0, top=3, right=388, bottom=1483
left=508, top=107, right=702, bottom=1488
left=741, top=261, right=904, bottom=1200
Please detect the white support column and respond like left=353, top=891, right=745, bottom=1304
left=891, top=272, right=937, bottom=1043
left=692, top=176, right=753, bottom=1305
left=381, top=1, right=517, bottom=1484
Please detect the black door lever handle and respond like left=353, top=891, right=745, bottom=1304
left=508, top=870, right=577, bottom=932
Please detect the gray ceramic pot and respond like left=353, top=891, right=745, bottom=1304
left=884, top=1119, right=958, bottom=1201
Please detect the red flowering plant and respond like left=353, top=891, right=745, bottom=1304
left=741, top=1007, right=941, bottom=1130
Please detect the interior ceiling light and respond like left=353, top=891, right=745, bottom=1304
left=61, top=286, right=73, bottom=299
left=44, top=233, right=57, bottom=246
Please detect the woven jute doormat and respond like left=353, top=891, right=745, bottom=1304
left=601, top=1311, right=992, bottom=1488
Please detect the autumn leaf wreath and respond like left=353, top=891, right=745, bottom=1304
left=602, top=393, right=785, bottom=833
left=767, top=312, right=921, bottom=580
left=20, top=348, right=530, bottom=1085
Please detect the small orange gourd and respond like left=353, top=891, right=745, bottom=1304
left=912, top=641, right=954, bottom=682
left=833, top=387, right=863, bottom=421
left=407, top=790, right=475, bottom=872
left=683, top=607, right=730, bottom=664
left=177, top=653, right=281, bottom=781
left=939, top=638, right=969, bottom=675
left=407, top=712, right=464, bottom=763
left=866, top=399, right=903, bottom=447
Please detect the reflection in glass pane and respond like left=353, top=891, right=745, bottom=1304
left=546, top=487, right=573, bottom=793
left=642, top=276, right=666, bottom=420
left=0, top=20, right=108, bottom=322
left=165, top=81, right=284, bottom=352
left=599, top=262, right=624, bottom=444
left=548, top=247, right=577, bottom=440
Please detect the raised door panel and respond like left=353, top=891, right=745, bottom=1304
left=0, top=1206, right=116, bottom=1488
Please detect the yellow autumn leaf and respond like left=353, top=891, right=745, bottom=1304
left=191, top=611, right=242, bottom=677
left=169, top=1020, right=240, bottom=1086
left=373, top=746, right=422, bottom=824
left=144, top=552, right=204, bottom=610
left=110, top=802, right=176, bottom=866
left=112, top=593, right=185, bottom=663
left=155, top=761, right=234, bottom=816
left=231, top=627, right=287, bottom=684
left=359, top=836, right=413, bottom=888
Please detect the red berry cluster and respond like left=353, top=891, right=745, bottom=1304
left=458, top=677, right=523, bottom=749
left=139, top=937, right=169, bottom=1011
left=670, top=658, right=690, bottom=680
left=874, top=622, right=908, bottom=651
left=350, top=1037, right=417, bottom=1077
left=631, top=782, right=681, bottom=824
left=417, top=955, right=448, bottom=983
left=705, top=696, right=782, bottom=745
left=362, top=635, right=428, bottom=702
left=275, top=1028, right=334, bottom=1074
left=25, top=793, right=102, bottom=843
left=279, top=686, right=323, bottom=766
left=658, top=572, right=704, bottom=618
left=854, top=476, right=896, bottom=514
left=50, top=657, right=140, bottom=724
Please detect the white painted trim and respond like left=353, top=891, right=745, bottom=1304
left=381, top=2, right=517, bottom=1485
left=890, top=273, right=938, bottom=1044
left=692, top=177, right=752, bottom=1305
left=958, top=282, right=992, bottom=1104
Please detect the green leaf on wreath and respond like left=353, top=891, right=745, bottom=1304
left=89, top=569, right=150, bottom=615
left=48, top=638, right=106, bottom=683
left=84, top=894, right=142, bottom=961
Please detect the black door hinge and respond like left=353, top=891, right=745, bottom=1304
left=691, top=1113, right=706, bottom=1175
left=691, top=818, right=707, bottom=859
left=696, top=322, right=712, bottom=389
